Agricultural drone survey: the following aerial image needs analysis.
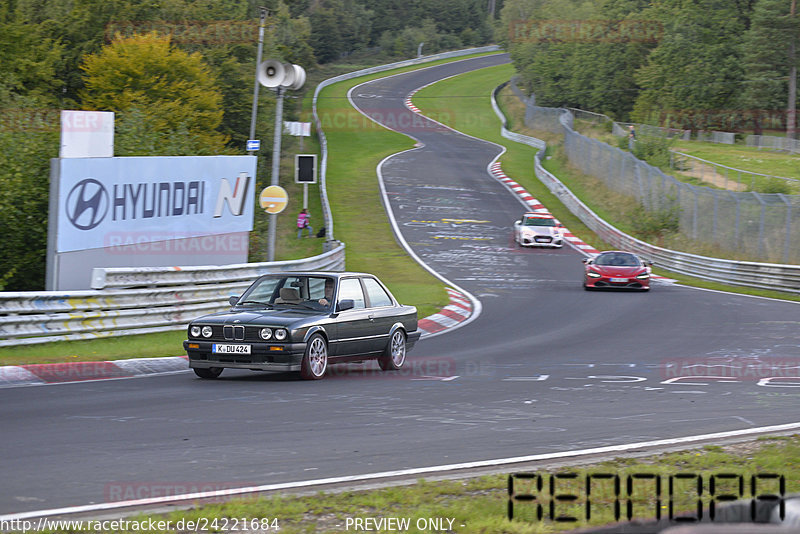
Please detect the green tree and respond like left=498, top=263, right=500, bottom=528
left=0, top=6, right=62, bottom=107
left=632, top=0, right=750, bottom=127
left=500, top=0, right=652, bottom=119
left=80, top=31, right=228, bottom=152
left=739, top=0, right=800, bottom=134
left=309, top=0, right=372, bottom=63
left=0, top=127, right=57, bottom=290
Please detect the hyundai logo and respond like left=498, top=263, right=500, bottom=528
left=66, top=178, right=109, bottom=230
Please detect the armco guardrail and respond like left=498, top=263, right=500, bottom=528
left=493, top=82, right=800, bottom=294
left=312, top=45, right=501, bottom=241
left=0, top=243, right=345, bottom=346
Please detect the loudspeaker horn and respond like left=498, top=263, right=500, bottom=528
left=257, top=60, right=286, bottom=88
left=279, top=63, right=296, bottom=88
left=288, top=64, right=306, bottom=91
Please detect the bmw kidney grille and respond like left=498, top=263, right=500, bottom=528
left=223, top=325, right=245, bottom=341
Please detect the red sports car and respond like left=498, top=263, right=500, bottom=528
left=582, top=251, right=653, bottom=291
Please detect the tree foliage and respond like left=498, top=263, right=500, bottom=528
left=0, top=5, right=63, bottom=108
left=80, top=31, right=229, bottom=152
left=0, top=129, right=57, bottom=290
left=500, top=0, right=798, bottom=130
left=739, top=0, right=800, bottom=133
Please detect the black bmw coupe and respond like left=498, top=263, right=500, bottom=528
left=184, top=272, right=420, bottom=380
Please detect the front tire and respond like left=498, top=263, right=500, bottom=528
left=193, top=367, right=223, bottom=379
left=379, top=330, right=406, bottom=371
left=301, top=334, right=328, bottom=380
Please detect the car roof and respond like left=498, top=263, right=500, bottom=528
left=523, top=212, right=554, bottom=218
left=255, top=271, right=376, bottom=279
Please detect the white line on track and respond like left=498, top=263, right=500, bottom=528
left=4, top=421, right=800, bottom=521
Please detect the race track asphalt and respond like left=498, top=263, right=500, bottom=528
left=2, top=53, right=799, bottom=516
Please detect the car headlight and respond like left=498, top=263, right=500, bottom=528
left=587, top=271, right=602, bottom=278
left=274, top=328, right=288, bottom=341
left=636, top=273, right=650, bottom=280
left=201, top=326, right=213, bottom=338
left=260, top=328, right=273, bottom=340
left=190, top=325, right=201, bottom=337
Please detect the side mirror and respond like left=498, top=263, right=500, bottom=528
left=514, top=220, right=521, bottom=226
left=229, top=295, right=240, bottom=306
left=337, top=299, right=355, bottom=312
left=581, top=258, right=590, bottom=264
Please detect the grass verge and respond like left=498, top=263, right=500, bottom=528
left=99, top=435, right=800, bottom=533
left=671, top=139, right=800, bottom=181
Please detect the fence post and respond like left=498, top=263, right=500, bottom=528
left=779, top=194, right=792, bottom=264
left=730, top=191, right=741, bottom=244
left=712, top=189, right=719, bottom=240
left=753, top=192, right=766, bottom=258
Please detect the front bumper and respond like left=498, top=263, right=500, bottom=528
left=183, top=340, right=306, bottom=372
left=585, top=277, right=650, bottom=290
left=519, top=235, right=564, bottom=247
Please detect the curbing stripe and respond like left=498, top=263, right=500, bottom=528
left=417, top=288, right=474, bottom=336
left=0, top=366, right=44, bottom=387
left=417, top=319, right=447, bottom=334
left=0, top=356, right=190, bottom=389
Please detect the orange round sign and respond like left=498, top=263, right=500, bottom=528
left=259, top=186, right=288, bottom=214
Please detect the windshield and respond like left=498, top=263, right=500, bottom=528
left=594, top=253, right=640, bottom=267
left=523, top=217, right=556, bottom=227
left=237, top=275, right=335, bottom=310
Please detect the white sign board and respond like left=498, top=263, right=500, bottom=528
left=284, top=121, right=311, bottom=137
left=60, top=110, right=115, bottom=158
left=53, top=155, right=256, bottom=253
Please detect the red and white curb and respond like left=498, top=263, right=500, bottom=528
left=417, top=288, right=473, bottom=336
left=0, top=356, right=190, bottom=388
left=404, top=89, right=423, bottom=114
left=489, top=161, right=601, bottom=254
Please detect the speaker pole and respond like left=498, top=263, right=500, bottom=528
left=267, top=86, right=284, bottom=262
left=248, top=7, right=268, bottom=155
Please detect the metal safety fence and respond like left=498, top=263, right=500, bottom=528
left=524, top=101, right=800, bottom=265
left=0, top=244, right=345, bottom=346
left=747, top=134, right=800, bottom=154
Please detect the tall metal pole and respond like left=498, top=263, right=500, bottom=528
left=267, top=87, right=284, bottom=261
left=248, top=8, right=268, bottom=154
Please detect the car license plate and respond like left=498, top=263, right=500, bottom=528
left=213, top=344, right=251, bottom=354
left=610, top=278, right=628, bottom=283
